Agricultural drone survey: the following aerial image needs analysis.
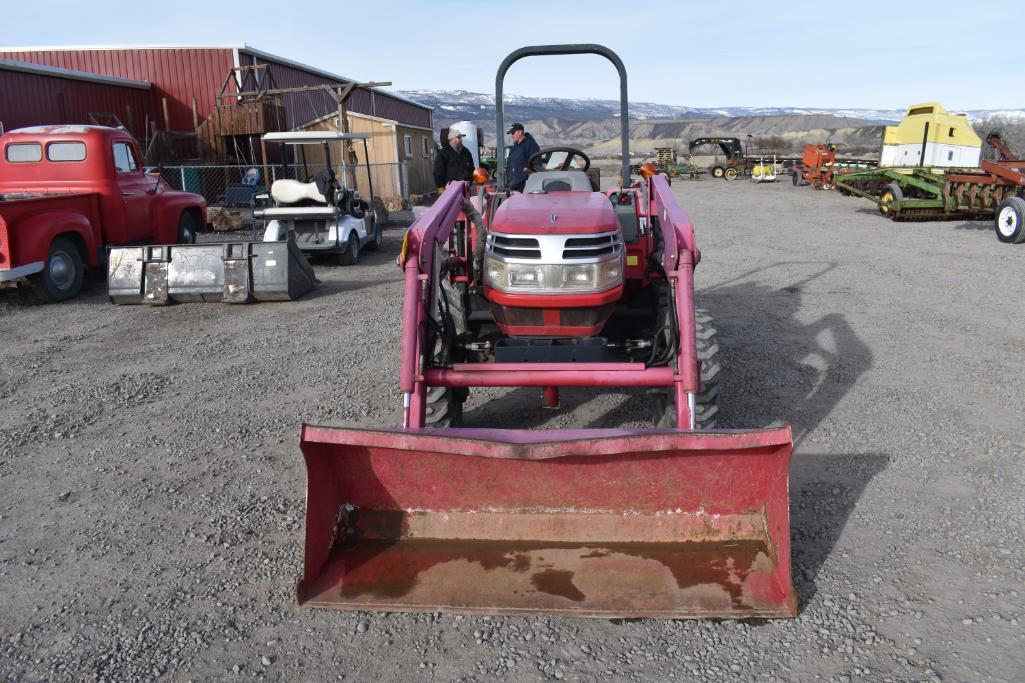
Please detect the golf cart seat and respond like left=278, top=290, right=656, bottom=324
left=271, top=179, right=327, bottom=205
left=524, top=170, right=592, bottom=193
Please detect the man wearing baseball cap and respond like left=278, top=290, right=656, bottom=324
left=505, top=123, right=540, bottom=192
left=433, top=128, right=476, bottom=193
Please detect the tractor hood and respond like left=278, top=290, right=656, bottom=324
left=492, top=192, right=619, bottom=235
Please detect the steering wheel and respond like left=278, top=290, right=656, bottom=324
left=527, top=146, right=591, bottom=173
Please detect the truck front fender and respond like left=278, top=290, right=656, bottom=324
left=151, top=191, right=207, bottom=243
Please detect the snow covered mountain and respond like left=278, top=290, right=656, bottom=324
left=397, top=89, right=1024, bottom=127
left=395, top=89, right=1024, bottom=157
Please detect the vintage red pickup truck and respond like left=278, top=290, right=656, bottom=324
left=0, top=125, right=206, bottom=301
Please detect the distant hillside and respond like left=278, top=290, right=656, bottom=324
left=395, top=89, right=1025, bottom=158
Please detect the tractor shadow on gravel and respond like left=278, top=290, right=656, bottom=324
left=700, top=263, right=885, bottom=611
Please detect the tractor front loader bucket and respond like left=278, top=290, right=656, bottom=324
left=298, top=425, right=796, bottom=619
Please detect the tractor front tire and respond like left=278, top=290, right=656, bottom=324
left=653, top=308, right=721, bottom=429
left=995, top=196, right=1025, bottom=244
left=424, top=386, right=465, bottom=428
left=711, top=166, right=724, bottom=179
left=31, top=237, right=85, bottom=302
left=724, top=167, right=739, bottom=181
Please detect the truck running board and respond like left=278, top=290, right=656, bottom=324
left=107, top=239, right=316, bottom=304
left=297, top=426, right=796, bottom=619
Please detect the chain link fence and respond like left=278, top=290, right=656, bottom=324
left=149, top=162, right=408, bottom=207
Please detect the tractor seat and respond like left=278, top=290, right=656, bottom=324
left=270, top=179, right=327, bottom=205
left=524, top=170, right=592, bottom=193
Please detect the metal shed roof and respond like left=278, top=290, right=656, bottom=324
left=263, top=131, right=370, bottom=143
left=0, top=58, right=150, bottom=89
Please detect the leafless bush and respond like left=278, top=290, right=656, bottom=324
left=974, top=115, right=1025, bottom=159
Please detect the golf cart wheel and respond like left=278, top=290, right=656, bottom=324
left=711, top=166, right=725, bottom=179
left=337, top=232, right=360, bottom=265
left=177, top=211, right=198, bottom=244
left=995, top=196, right=1025, bottom=244
left=424, top=386, right=464, bottom=428
left=31, top=236, right=85, bottom=302
left=724, top=167, right=739, bottom=181
left=878, top=183, right=903, bottom=218
left=653, top=308, right=721, bottom=429
left=365, top=219, right=383, bottom=251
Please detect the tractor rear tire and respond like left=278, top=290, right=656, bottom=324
left=31, top=236, right=85, bottom=302
left=995, top=196, right=1025, bottom=244
left=724, top=167, right=739, bottom=181
left=653, top=308, right=721, bottom=429
left=711, top=166, right=724, bottom=179
left=337, top=232, right=360, bottom=265
left=878, top=183, right=903, bottom=218
left=424, top=386, right=464, bottom=428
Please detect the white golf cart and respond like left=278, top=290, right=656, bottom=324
left=255, top=131, right=382, bottom=265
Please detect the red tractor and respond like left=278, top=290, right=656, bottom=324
left=297, top=45, right=795, bottom=619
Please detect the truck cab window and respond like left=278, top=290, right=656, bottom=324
left=47, top=142, right=87, bottom=162
left=5, top=143, right=42, bottom=163
left=113, top=142, right=138, bottom=173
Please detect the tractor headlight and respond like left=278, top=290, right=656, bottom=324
left=485, top=256, right=623, bottom=293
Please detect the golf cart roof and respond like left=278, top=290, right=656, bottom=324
left=263, top=131, right=370, bottom=143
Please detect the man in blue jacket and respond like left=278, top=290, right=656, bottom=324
left=505, top=123, right=540, bottom=192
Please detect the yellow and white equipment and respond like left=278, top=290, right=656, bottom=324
left=879, top=102, right=981, bottom=168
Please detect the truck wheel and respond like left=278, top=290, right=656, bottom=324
left=337, top=232, right=360, bottom=265
left=995, top=196, right=1025, bottom=244
left=177, top=211, right=198, bottom=244
left=878, top=183, right=903, bottom=218
left=32, top=237, right=84, bottom=302
left=653, top=308, right=721, bottom=429
left=711, top=166, right=725, bottom=179
left=724, top=168, right=739, bottom=181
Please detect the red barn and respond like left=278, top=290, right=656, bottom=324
left=0, top=43, right=432, bottom=141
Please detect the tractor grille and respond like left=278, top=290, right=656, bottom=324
left=492, top=235, right=541, bottom=259
left=562, top=235, right=621, bottom=259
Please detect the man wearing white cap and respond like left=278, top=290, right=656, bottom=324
left=433, top=128, right=476, bottom=193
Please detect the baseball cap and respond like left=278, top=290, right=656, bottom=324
left=448, top=129, right=465, bottom=141
left=506, top=122, right=524, bottom=134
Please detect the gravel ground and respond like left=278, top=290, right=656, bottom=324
left=1, top=179, right=1023, bottom=682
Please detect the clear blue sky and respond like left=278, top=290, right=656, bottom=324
left=2, top=0, right=1021, bottom=110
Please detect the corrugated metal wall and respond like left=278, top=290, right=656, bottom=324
left=0, top=67, right=152, bottom=133
left=0, top=48, right=235, bottom=131
left=239, top=51, right=432, bottom=129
